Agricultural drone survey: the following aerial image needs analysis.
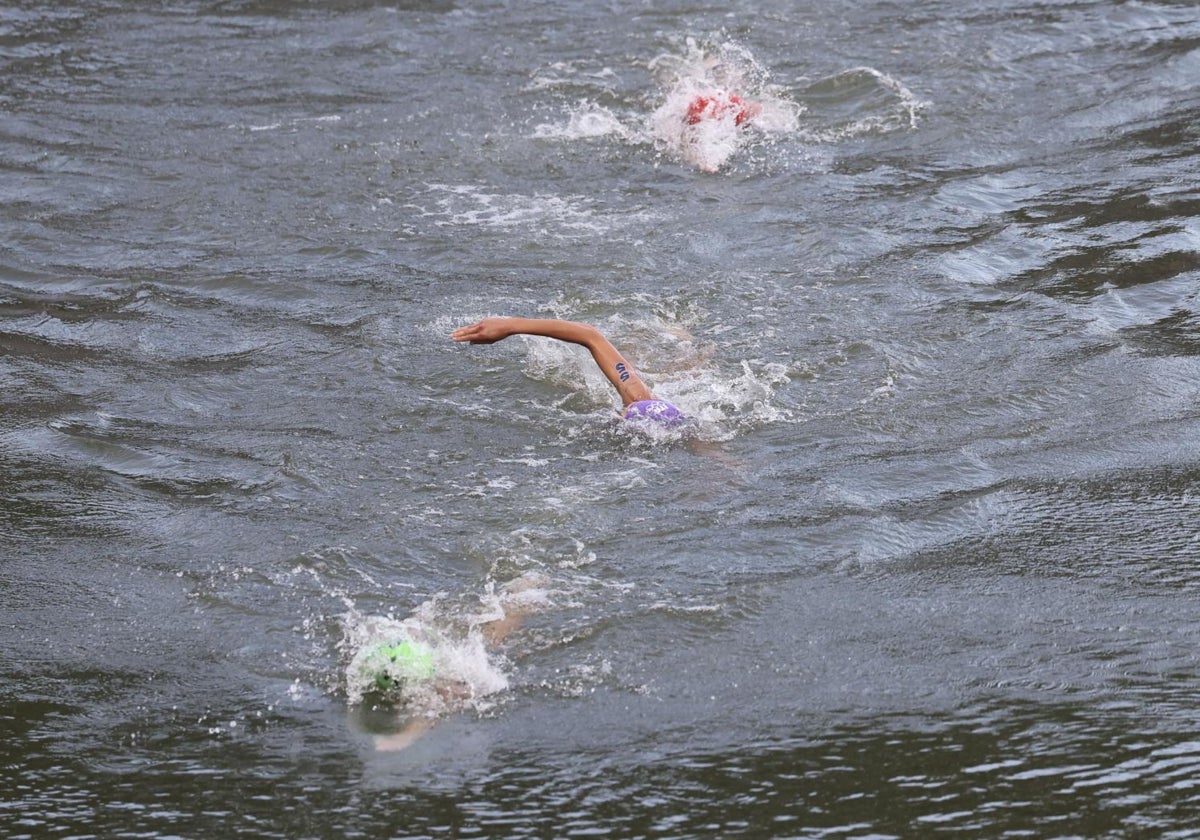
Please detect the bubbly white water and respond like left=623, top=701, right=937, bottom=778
left=340, top=572, right=564, bottom=716
left=647, top=38, right=803, bottom=171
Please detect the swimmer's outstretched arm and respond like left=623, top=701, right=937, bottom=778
left=451, top=317, right=654, bottom=408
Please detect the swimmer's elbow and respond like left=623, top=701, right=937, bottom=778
left=577, top=323, right=606, bottom=346
left=561, top=321, right=606, bottom=349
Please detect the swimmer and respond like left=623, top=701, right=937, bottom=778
left=451, top=317, right=688, bottom=429
left=654, top=85, right=765, bottom=173
left=367, top=601, right=529, bottom=752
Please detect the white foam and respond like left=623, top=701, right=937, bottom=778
left=341, top=601, right=506, bottom=710
left=533, top=101, right=630, bottom=141
left=503, top=311, right=793, bottom=441
left=655, top=358, right=793, bottom=441
left=647, top=38, right=803, bottom=172
left=340, top=572, right=566, bottom=712
left=526, top=40, right=925, bottom=171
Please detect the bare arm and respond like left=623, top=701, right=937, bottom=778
left=451, top=317, right=653, bottom=407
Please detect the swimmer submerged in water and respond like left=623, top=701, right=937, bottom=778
left=451, top=317, right=688, bottom=429
left=685, top=89, right=761, bottom=127
left=359, top=598, right=530, bottom=752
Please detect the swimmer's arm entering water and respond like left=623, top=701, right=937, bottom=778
left=451, top=317, right=654, bottom=408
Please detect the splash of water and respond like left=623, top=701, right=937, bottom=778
left=341, top=597, right=504, bottom=711
left=340, top=572, right=561, bottom=713
left=532, top=101, right=629, bottom=141
left=528, top=38, right=926, bottom=173
left=648, top=38, right=803, bottom=172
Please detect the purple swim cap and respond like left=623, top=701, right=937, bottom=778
left=624, top=399, right=687, bottom=429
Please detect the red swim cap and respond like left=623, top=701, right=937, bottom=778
left=685, top=92, right=756, bottom=126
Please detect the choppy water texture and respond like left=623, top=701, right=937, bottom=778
left=4, top=0, right=1200, bottom=837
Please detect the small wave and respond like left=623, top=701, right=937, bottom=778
left=796, top=66, right=928, bottom=143
left=229, top=114, right=342, bottom=133
left=525, top=60, right=620, bottom=93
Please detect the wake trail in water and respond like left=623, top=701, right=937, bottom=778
left=531, top=37, right=926, bottom=172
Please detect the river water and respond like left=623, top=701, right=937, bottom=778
left=3, top=0, right=1200, bottom=837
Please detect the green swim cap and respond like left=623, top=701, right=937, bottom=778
left=366, top=639, right=436, bottom=692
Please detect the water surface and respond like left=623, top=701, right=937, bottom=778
left=4, top=0, right=1200, bottom=836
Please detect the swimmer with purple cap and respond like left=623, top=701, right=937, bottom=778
left=450, top=317, right=688, bottom=430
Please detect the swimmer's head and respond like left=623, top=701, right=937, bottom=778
left=624, top=398, right=688, bottom=429
left=363, top=639, right=436, bottom=694
left=685, top=91, right=759, bottom=126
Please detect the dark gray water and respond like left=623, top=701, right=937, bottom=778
left=4, top=0, right=1200, bottom=837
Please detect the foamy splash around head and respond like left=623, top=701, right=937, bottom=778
left=342, top=605, right=504, bottom=712
left=648, top=38, right=803, bottom=172
left=340, top=574, right=556, bottom=712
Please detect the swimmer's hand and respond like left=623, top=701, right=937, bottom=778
left=374, top=717, right=437, bottom=752
left=450, top=318, right=516, bottom=345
